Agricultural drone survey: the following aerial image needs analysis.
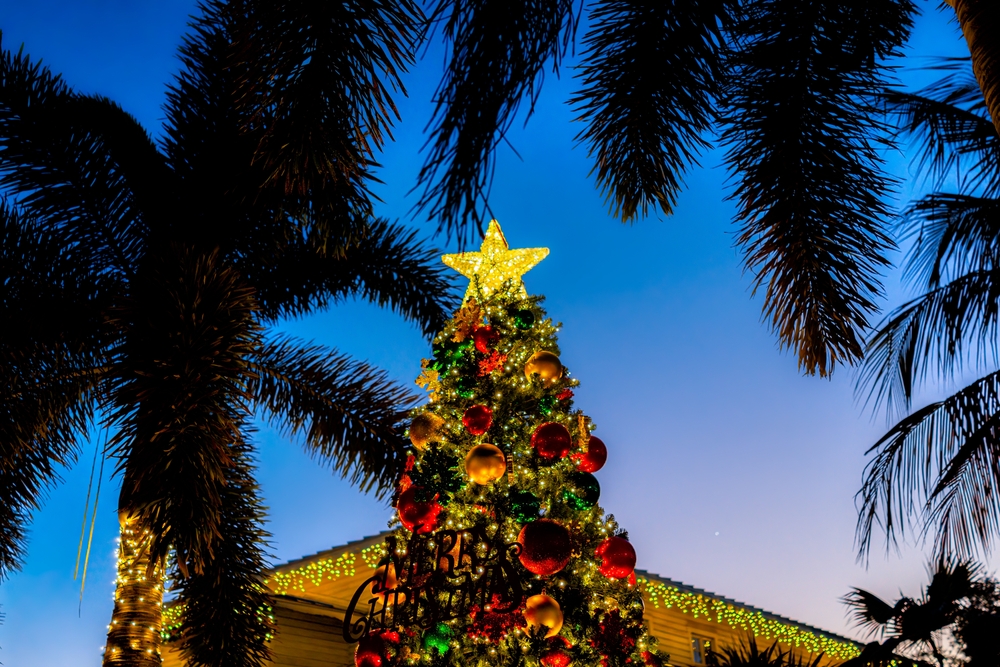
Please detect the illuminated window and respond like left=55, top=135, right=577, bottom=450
left=691, top=635, right=716, bottom=665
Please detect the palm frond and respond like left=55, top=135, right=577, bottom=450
left=109, top=247, right=259, bottom=577
left=857, top=369, right=1000, bottom=561
left=249, top=219, right=458, bottom=335
left=843, top=588, right=902, bottom=638
left=0, top=357, right=95, bottom=578
left=924, top=557, right=981, bottom=605
left=0, top=37, right=161, bottom=277
left=721, top=0, right=915, bottom=376
left=415, top=0, right=579, bottom=244
left=570, top=0, right=733, bottom=221
left=710, top=635, right=824, bottom=667
left=172, top=442, right=273, bottom=667
left=856, top=269, right=1000, bottom=417
left=162, top=2, right=288, bottom=252
left=0, top=199, right=120, bottom=355
left=883, top=69, right=1000, bottom=196
left=901, top=194, right=1000, bottom=290
left=249, top=336, right=418, bottom=497
left=0, top=201, right=110, bottom=577
left=163, top=2, right=393, bottom=255
left=227, top=0, right=421, bottom=204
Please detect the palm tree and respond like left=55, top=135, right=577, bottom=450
left=0, top=1, right=457, bottom=665
left=854, top=61, right=1000, bottom=561
left=408, top=0, right=1000, bottom=378
left=842, top=559, right=999, bottom=667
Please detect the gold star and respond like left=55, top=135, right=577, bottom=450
left=442, top=220, right=549, bottom=303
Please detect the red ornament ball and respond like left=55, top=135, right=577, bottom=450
left=576, top=436, right=607, bottom=473
left=541, top=648, right=573, bottom=667
left=473, top=326, right=500, bottom=353
left=462, top=404, right=493, bottom=436
left=642, top=651, right=664, bottom=667
left=531, top=422, right=572, bottom=461
left=355, top=634, right=387, bottom=667
left=397, top=486, right=441, bottom=534
left=595, top=536, right=636, bottom=579
left=518, top=518, right=571, bottom=575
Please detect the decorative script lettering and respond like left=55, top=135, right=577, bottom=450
left=342, top=527, right=524, bottom=642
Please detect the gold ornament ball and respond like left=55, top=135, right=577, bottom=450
left=523, top=594, right=563, bottom=638
left=409, top=413, right=445, bottom=449
left=464, top=444, right=506, bottom=485
left=524, top=351, right=563, bottom=383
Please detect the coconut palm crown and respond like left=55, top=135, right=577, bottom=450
left=0, top=1, right=457, bottom=665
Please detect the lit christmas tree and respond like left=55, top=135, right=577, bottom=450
left=346, top=221, right=663, bottom=667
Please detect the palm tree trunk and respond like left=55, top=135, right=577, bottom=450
left=102, top=513, right=165, bottom=667
left=948, top=0, right=1000, bottom=135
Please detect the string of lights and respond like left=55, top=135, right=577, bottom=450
left=103, top=515, right=164, bottom=666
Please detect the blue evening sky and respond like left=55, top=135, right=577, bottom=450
left=0, top=3, right=992, bottom=665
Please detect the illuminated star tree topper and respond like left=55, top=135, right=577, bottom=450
left=442, top=220, right=549, bottom=304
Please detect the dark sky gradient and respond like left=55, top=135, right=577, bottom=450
left=0, top=3, right=993, bottom=665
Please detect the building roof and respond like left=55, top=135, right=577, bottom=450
left=266, top=531, right=859, bottom=649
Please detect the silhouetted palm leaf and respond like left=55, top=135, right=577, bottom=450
left=844, top=588, right=905, bottom=638
left=856, top=56, right=1000, bottom=560
left=721, top=0, right=912, bottom=376
left=249, top=336, right=418, bottom=496
left=710, top=636, right=824, bottom=667
left=249, top=218, right=458, bottom=335
left=415, top=0, right=579, bottom=244
left=857, top=269, right=1000, bottom=418
left=902, top=194, right=1000, bottom=290
left=883, top=66, right=1000, bottom=196
left=0, top=202, right=110, bottom=578
left=842, top=558, right=992, bottom=667
left=0, top=45, right=156, bottom=277
left=227, top=0, right=421, bottom=198
left=570, top=0, right=733, bottom=221
left=857, top=370, right=1000, bottom=559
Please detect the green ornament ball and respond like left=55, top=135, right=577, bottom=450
left=510, top=490, right=542, bottom=524
left=562, top=471, right=600, bottom=511
left=422, top=622, right=453, bottom=654
left=513, top=309, right=535, bottom=330
left=538, top=395, right=556, bottom=415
